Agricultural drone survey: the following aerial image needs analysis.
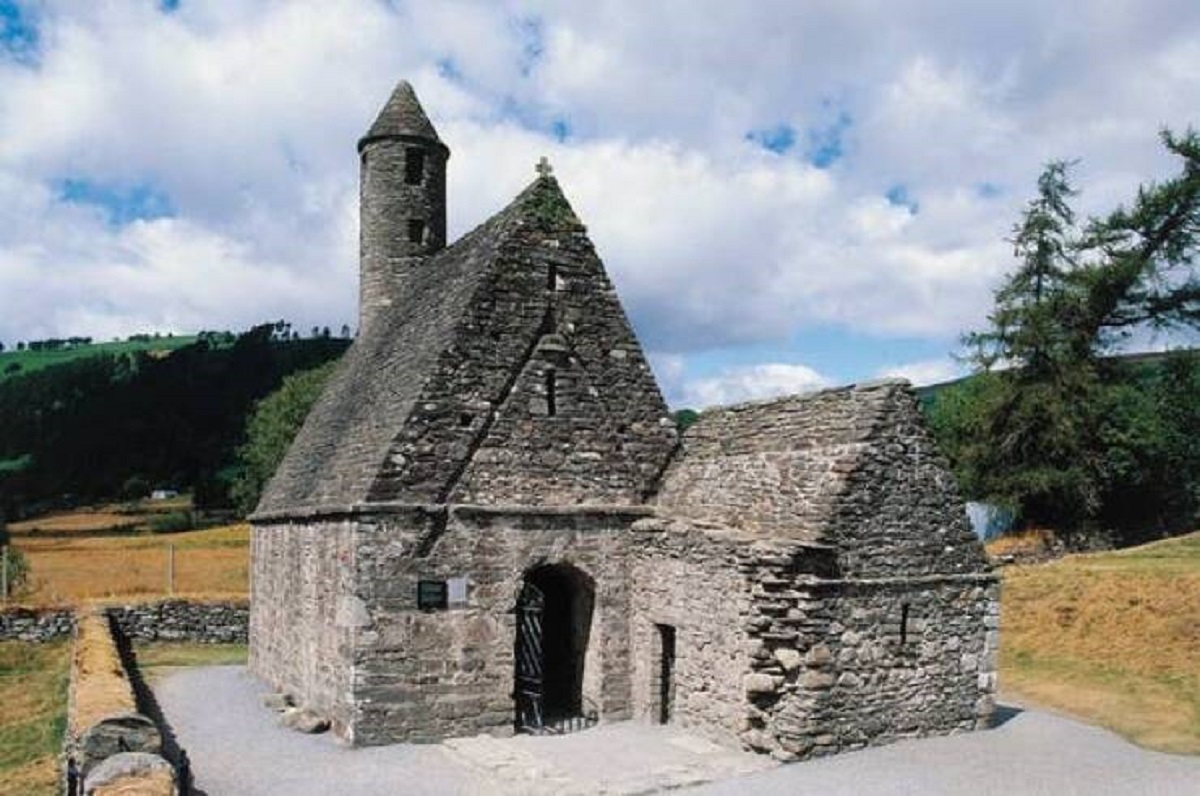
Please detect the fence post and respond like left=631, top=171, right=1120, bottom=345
left=167, top=543, right=175, bottom=596
left=1, top=545, right=7, bottom=606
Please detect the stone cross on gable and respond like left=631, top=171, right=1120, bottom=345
left=536, top=156, right=553, bottom=178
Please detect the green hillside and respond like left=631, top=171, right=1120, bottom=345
left=0, top=336, right=202, bottom=383
left=0, top=323, right=349, bottom=516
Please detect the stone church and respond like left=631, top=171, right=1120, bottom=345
left=250, top=80, right=999, bottom=760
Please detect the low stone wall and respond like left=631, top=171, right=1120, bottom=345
left=0, top=606, right=74, bottom=642
left=68, top=609, right=163, bottom=779
left=109, top=599, right=249, bottom=644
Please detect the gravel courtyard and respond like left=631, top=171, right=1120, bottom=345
left=153, top=666, right=1200, bottom=795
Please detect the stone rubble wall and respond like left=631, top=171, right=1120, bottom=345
left=827, top=384, right=990, bottom=578
left=358, top=135, right=448, bottom=336
left=739, top=559, right=998, bottom=760
left=249, top=519, right=356, bottom=737
left=629, top=518, right=998, bottom=762
left=347, top=505, right=642, bottom=746
left=373, top=216, right=677, bottom=507
left=108, top=600, right=248, bottom=644
left=0, top=606, right=74, bottom=641
left=68, top=609, right=164, bottom=780
left=628, top=521, right=757, bottom=748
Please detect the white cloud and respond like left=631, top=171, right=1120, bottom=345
left=0, top=0, right=1197, bottom=377
left=875, top=358, right=963, bottom=387
left=679, top=363, right=831, bottom=409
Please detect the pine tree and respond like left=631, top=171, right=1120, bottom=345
left=950, top=130, right=1200, bottom=539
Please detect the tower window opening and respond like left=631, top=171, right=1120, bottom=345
left=545, top=369, right=557, bottom=416
left=405, top=148, right=426, bottom=185
left=900, top=603, right=910, bottom=645
left=547, top=263, right=557, bottom=291
left=407, top=219, right=426, bottom=244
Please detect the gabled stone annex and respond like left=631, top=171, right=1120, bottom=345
left=250, top=80, right=998, bottom=759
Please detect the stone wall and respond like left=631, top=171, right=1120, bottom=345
left=827, top=384, right=988, bottom=578
left=358, top=133, right=448, bottom=336
left=737, top=562, right=998, bottom=760
left=628, top=517, right=997, bottom=762
left=0, top=606, right=73, bottom=641
left=347, top=504, right=644, bottom=745
left=109, top=600, right=248, bottom=644
left=250, top=519, right=357, bottom=736
left=628, top=521, right=755, bottom=747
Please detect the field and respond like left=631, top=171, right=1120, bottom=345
left=0, top=336, right=199, bottom=384
left=6, top=496, right=195, bottom=538
left=0, top=641, right=70, bottom=796
left=10, top=524, right=249, bottom=605
left=999, top=532, right=1200, bottom=754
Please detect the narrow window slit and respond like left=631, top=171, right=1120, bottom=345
left=900, top=603, right=910, bottom=645
left=405, top=148, right=426, bottom=185
left=407, top=219, right=425, bottom=244
left=545, top=369, right=557, bottom=416
left=547, top=263, right=557, bottom=291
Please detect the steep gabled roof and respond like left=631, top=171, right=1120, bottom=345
left=656, top=378, right=988, bottom=577
left=655, top=381, right=904, bottom=540
left=256, top=176, right=581, bottom=515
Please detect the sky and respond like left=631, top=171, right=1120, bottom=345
left=0, top=1, right=1198, bottom=408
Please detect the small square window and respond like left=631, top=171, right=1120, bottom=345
left=417, top=579, right=448, bottom=610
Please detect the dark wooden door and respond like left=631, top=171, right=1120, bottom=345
left=514, top=581, right=546, bottom=731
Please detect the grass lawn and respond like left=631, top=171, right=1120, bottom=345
left=0, top=642, right=70, bottom=796
left=12, top=524, right=249, bottom=606
left=133, top=642, right=248, bottom=677
left=999, top=531, right=1200, bottom=755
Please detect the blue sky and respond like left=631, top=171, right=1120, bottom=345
left=1, top=1, right=1198, bottom=407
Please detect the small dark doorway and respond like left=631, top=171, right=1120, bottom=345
left=514, top=563, right=595, bottom=733
left=657, top=624, right=676, bottom=724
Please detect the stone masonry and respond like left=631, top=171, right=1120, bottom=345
left=250, top=79, right=998, bottom=760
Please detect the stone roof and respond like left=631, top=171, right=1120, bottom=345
left=358, top=80, right=444, bottom=152
left=256, top=175, right=583, bottom=515
left=655, top=380, right=908, bottom=540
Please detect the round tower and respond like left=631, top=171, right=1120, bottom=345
left=357, top=80, right=450, bottom=335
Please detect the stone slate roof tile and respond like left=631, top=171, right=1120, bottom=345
left=255, top=176, right=579, bottom=514
left=655, top=380, right=905, bottom=539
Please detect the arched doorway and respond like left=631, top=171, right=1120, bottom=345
left=514, top=563, right=595, bottom=733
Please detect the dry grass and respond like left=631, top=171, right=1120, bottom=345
left=92, top=768, right=174, bottom=795
left=12, top=524, right=249, bottom=606
left=133, top=642, right=248, bottom=686
left=133, top=642, right=248, bottom=670
left=1000, top=531, right=1200, bottom=754
left=0, top=641, right=70, bottom=796
left=7, top=498, right=194, bottom=537
left=72, top=610, right=136, bottom=733
left=985, top=527, right=1057, bottom=559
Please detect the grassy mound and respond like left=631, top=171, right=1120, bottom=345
left=1000, top=532, right=1200, bottom=754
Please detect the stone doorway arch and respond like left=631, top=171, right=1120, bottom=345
left=514, top=562, right=595, bottom=732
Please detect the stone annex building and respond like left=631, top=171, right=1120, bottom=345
left=250, top=80, right=999, bottom=761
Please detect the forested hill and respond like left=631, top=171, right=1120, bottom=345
left=0, top=323, right=349, bottom=516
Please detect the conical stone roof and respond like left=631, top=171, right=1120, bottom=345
left=358, top=79, right=444, bottom=152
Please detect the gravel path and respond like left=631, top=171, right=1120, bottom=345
left=153, top=667, right=1200, bottom=795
